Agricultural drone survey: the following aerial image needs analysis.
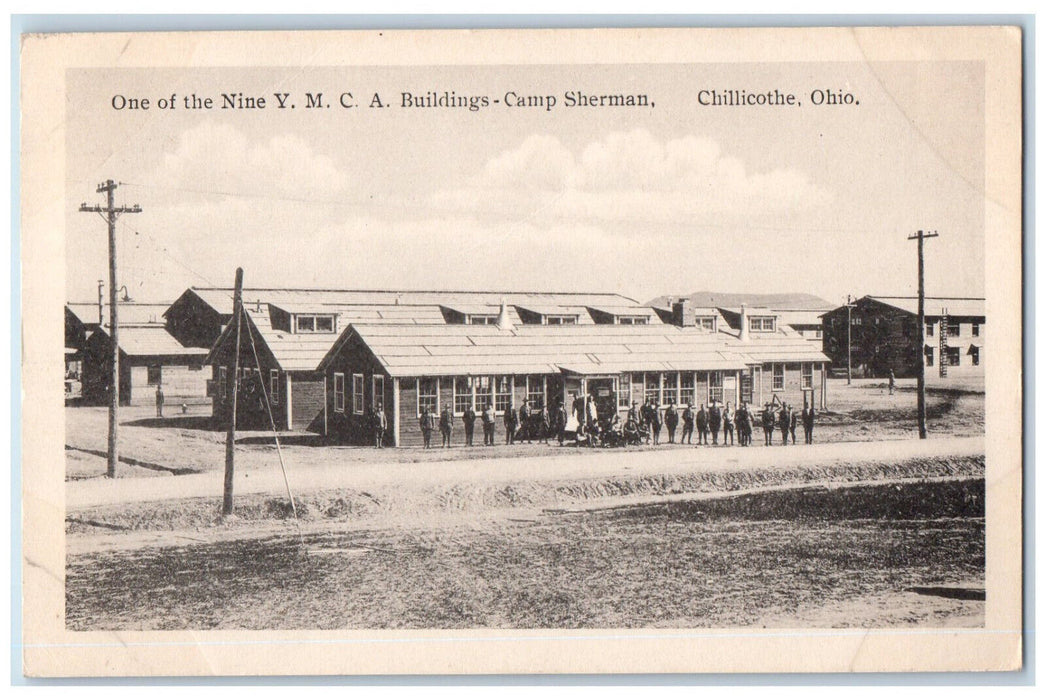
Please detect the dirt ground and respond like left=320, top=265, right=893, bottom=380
left=66, top=478, right=984, bottom=630
left=64, top=377, right=984, bottom=481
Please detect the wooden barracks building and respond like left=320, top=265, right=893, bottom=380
left=204, top=290, right=830, bottom=446
left=821, top=295, right=986, bottom=379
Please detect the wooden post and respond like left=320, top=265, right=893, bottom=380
left=222, top=267, right=244, bottom=516
left=909, top=230, right=939, bottom=439
left=392, top=377, right=401, bottom=447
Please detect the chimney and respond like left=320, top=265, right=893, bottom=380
left=739, top=304, right=750, bottom=342
left=496, top=299, right=515, bottom=330
left=672, top=298, right=695, bottom=327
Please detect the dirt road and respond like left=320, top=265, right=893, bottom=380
left=67, top=435, right=984, bottom=510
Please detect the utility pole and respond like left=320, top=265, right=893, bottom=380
left=223, top=267, right=244, bottom=517
left=845, top=294, right=856, bottom=385
left=80, top=181, right=141, bottom=478
left=908, top=229, right=939, bottom=439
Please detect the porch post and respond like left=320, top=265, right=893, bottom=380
left=392, top=377, right=401, bottom=447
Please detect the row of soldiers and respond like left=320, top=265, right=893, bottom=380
left=413, top=395, right=817, bottom=448
left=418, top=400, right=564, bottom=448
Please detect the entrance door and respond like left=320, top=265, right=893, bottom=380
left=586, top=377, right=617, bottom=420
left=723, top=373, right=737, bottom=407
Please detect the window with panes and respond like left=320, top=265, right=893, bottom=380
left=708, top=371, right=723, bottom=403
left=494, top=375, right=513, bottom=412
left=644, top=373, right=661, bottom=404
left=679, top=372, right=695, bottom=406
left=417, top=377, right=438, bottom=415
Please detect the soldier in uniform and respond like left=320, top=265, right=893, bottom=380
left=504, top=402, right=518, bottom=445
left=802, top=403, right=816, bottom=444
left=789, top=406, right=798, bottom=445
left=155, top=384, right=165, bottom=418
left=420, top=406, right=435, bottom=448
left=664, top=401, right=679, bottom=443
left=709, top=400, right=722, bottom=445
left=439, top=403, right=453, bottom=448
left=681, top=403, right=695, bottom=444
left=778, top=403, right=791, bottom=446
left=554, top=399, right=568, bottom=446
left=735, top=403, right=749, bottom=446
left=519, top=399, right=532, bottom=444
left=373, top=402, right=388, bottom=448
left=696, top=403, right=709, bottom=445
left=482, top=402, right=496, bottom=446
left=649, top=399, right=663, bottom=445
left=762, top=403, right=775, bottom=446
left=722, top=401, right=734, bottom=446
left=463, top=403, right=477, bottom=446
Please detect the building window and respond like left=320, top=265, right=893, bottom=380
left=334, top=373, right=345, bottom=413
left=372, top=375, right=385, bottom=411
left=662, top=372, right=679, bottom=405
left=546, top=315, right=578, bottom=325
left=644, top=373, right=661, bottom=405
left=925, top=347, right=935, bottom=367
left=708, top=371, right=723, bottom=404
left=772, top=363, right=784, bottom=391
left=219, top=367, right=227, bottom=399
left=679, top=372, right=695, bottom=406
left=494, top=375, right=513, bottom=412
left=270, top=369, right=279, bottom=404
left=946, top=347, right=961, bottom=366
left=417, top=377, right=439, bottom=415
left=617, top=373, right=631, bottom=409
left=925, top=322, right=935, bottom=337
left=801, top=363, right=813, bottom=390
left=526, top=375, right=546, bottom=408
left=814, top=329, right=822, bottom=339
left=749, top=316, right=776, bottom=332
left=970, top=346, right=980, bottom=366
left=351, top=374, right=364, bottom=414
left=617, top=316, right=648, bottom=325
left=453, top=377, right=472, bottom=414
left=947, top=321, right=961, bottom=337
left=147, top=365, right=162, bottom=386
left=972, top=322, right=980, bottom=337
left=740, top=370, right=754, bottom=405
left=295, top=314, right=335, bottom=333
left=696, top=316, right=717, bottom=331
left=467, top=314, right=497, bottom=325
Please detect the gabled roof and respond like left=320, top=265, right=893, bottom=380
left=865, top=296, right=985, bottom=318
left=321, top=323, right=829, bottom=378
left=649, top=291, right=835, bottom=311
left=90, top=326, right=208, bottom=358
left=65, top=302, right=171, bottom=327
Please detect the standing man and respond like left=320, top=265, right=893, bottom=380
left=803, top=402, right=816, bottom=444
left=554, top=399, right=568, bottom=446
left=789, top=405, right=798, bottom=445
left=696, top=403, right=708, bottom=445
left=778, top=403, right=790, bottom=446
left=709, top=400, right=722, bottom=446
left=585, top=393, right=599, bottom=448
left=681, top=402, right=695, bottom=444
left=888, top=369, right=896, bottom=396
left=664, top=401, right=678, bottom=444
left=373, top=402, right=388, bottom=448
left=650, top=399, right=663, bottom=446
left=482, top=402, right=496, bottom=446
left=504, top=401, right=518, bottom=445
left=539, top=402, right=551, bottom=444
left=735, top=403, right=749, bottom=446
left=762, top=403, right=775, bottom=446
left=439, top=402, right=453, bottom=448
left=722, top=401, right=734, bottom=446
left=155, top=384, right=165, bottom=418
left=463, top=402, right=477, bottom=446
left=519, top=399, right=532, bottom=443
left=420, top=406, right=435, bottom=448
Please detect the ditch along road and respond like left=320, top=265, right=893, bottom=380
left=67, top=435, right=985, bottom=511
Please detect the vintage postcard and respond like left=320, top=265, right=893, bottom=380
left=20, top=26, right=1023, bottom=676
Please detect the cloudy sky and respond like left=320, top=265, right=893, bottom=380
left=65, top=61, right=985, bottom=306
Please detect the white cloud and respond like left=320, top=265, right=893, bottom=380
left=432, top=129, right=831, bottom=227
left=157, top=122, right=350, bottom=201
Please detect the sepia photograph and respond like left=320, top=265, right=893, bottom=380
left=20, top=25, right=1023, bottom=675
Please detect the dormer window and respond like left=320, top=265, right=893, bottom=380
left=545, top=315, right=577, bottom=325
left=696, top=316, right=717, bottom=331
left=749, top=316, right=776, bottom=333
left=467, top=314, right=498, bottom=325
left=295, top=314, right=335, bottom=333
left=617, top=315, right=648, bottom=325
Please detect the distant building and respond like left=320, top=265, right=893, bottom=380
left=65, top=300, right=211, bottom=406
left=649, top=291, right=834, bottom=342
left=820, top=295, right=985, bottom=379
